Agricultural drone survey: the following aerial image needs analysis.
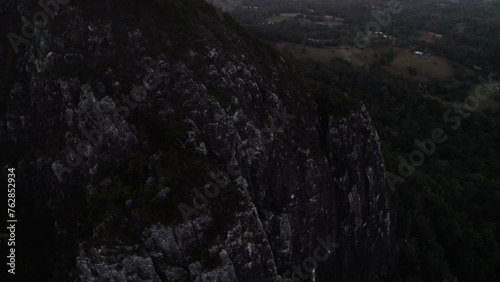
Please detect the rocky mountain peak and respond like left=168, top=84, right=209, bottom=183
left=1, top=0, right=397, bottom=281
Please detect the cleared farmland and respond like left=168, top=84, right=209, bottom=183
left=275, top=42, right=455, bottom=81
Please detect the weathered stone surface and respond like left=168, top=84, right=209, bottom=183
left=1, top=0, right=397, bottom=281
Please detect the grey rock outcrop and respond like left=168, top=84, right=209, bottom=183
left=1, top=0, right=397, bottom=281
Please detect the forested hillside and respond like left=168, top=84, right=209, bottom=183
left=216, top=0, right=500, bottom=281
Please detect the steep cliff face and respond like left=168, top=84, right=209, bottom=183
left=1, top=0, right=396, bottom=281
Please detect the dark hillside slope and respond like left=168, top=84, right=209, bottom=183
left=1, top=0, right=397, bottom=281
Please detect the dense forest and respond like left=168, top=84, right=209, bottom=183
left=297, top=57, right=500, bottom=282
left=223, top=0, right=500, bottom=281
